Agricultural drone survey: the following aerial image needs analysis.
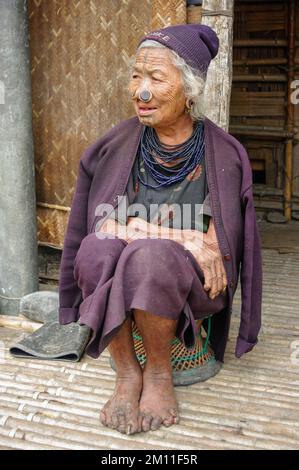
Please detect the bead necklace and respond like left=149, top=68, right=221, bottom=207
left=138, top=120, right=205, bottom=189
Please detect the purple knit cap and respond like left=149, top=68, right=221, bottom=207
left=137, top=24, right=219, bottom=76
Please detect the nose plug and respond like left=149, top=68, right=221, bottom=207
left=139, top=90, right=152, bottom=102
left=132, top=89, right=153, bottom=102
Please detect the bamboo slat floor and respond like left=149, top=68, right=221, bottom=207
left=0, top=248, right=299, bottom=450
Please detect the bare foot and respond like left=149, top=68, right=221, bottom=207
left=100, top=368, right=142, bottom=435
left=139, top=367, right=179, bottom=432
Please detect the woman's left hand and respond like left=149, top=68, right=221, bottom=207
left=183, top=221, right=228, bottom=299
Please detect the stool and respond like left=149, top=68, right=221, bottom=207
left=110, top=316, right=222, bottom=386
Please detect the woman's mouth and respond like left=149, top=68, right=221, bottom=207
left=138, top=107, right=158, bottom=115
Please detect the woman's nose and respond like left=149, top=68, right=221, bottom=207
left=132, top=77, right=153, bottom=102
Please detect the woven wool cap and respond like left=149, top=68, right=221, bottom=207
left=137, top=23, right=219, bottom=76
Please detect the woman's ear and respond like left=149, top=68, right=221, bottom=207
left=185, top=99, right=193, bottom=112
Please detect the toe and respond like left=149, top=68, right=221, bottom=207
left=150, top=416, right=162, bottom=431
left=126, top=419, right=139, bottom=435
left=111, top=413, right=119, bottom=430
left=163, top=414, right=175, bottom=427
left=169, top=408, right=180, bottom=424
left=117, top=412, right=126, bottom=434
left=162, top=418, right=173, bottom=427
left=125, top=409, right=139, bottom=435
left=137, top=414, right=143, bottom=433
left=142, top=414, right=153, bottom=432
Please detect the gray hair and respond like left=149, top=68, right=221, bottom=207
left=131, top=39, right=206, bottom=122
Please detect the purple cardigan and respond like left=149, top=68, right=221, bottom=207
left=58, top=115, right=263, bottom=362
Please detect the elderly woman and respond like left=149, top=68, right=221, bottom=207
left=59, top=24, right=262, bottom=435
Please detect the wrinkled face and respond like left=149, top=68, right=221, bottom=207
left=129, top=47, right=186, bottom=127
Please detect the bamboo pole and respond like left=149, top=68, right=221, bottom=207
left=233, top=74, right=287, bottom=82
left=201, top=1, right=234, bottom=130
left=237, top=0, right=286, bottom=2
left=229, top=127, right=294, bottom=140
left=234, top=58, right=288, bottom=66
left=39, top=274, right=59, bottom=282
left=37, top=202, right=70, bottom=212
left=284, top=0, right=296, bottom=221
left=0, top=314, right=41, bottom=332
left=234, top=39, right=287, bottom=47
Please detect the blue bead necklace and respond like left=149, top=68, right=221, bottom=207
left=137, top=119, right=205, bottom=189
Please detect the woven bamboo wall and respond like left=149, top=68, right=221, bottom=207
left=28, top=0, right=187, bottom=248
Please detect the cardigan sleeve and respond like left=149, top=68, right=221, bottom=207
left=235, top=183, right=263, bottom=358
left=58, top=157, right=92, bottom=325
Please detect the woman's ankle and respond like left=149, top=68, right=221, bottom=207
left=143, top=360, right=173, bottom=378
left=114, top=360, right=143, bottom=379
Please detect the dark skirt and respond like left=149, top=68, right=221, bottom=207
left=73, top=234, right=228, bottom=358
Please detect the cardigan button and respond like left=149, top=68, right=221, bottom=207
left=229, top=281, right=234, bottom=287
left=224, top=253, right=231, bottom=261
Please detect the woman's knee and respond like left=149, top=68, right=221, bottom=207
left=75, top=234, right=126, bottom=265
left=121, top=238, right=185, bottom=277
left=119, top=238, right=194, bottom=308
left=74, top=235, right=127, bottom=284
